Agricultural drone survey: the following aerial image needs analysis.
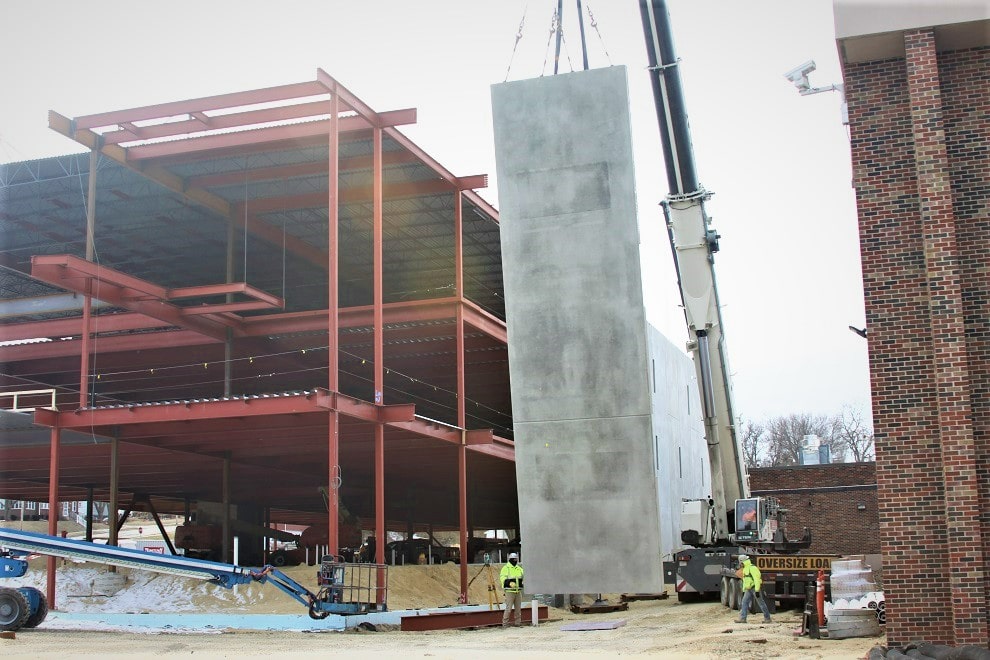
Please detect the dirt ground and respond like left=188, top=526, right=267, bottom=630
left=0, top=598, right=883, bottom=660
left=0, top=520, right=884, bottom=658
left=0, top=565, right=883, bottom=659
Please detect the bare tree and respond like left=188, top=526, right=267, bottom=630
left=761, top=413, right=833, bottom=466
left=740, top=420, right=767, bottom=468
left=831, top=406, right=875, bottom=462
left=739, top=408, right=875, bottom=467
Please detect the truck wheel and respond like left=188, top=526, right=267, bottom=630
left=0, top=587, right=30, bottom=632
left=20, top=588, right=48, bottom=628
left=720, top=577, right=729, bottom=607
left=731, top=579, right=742, bottom=610
left=271, top=552, right=287, bottom=567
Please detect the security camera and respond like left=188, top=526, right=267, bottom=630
left=783, top=60, right=817, bottom=91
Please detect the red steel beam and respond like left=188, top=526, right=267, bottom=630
left=383, top=126, right=484, bottom=191
left=400, top=606, right=548, bottom=631
left=464, top=429, right=494, bottom=446
left=167, top=282, right=282, bottom=308
left=99, top=99, right=335, bottom=145
left=139, top=128, right=371, bottom=170
left=184, top=150, right=419, bottom=190
left=316, top=69, right=382, bottom=127
left=0, top=312, right=169, bottom=341
left=463, top=301, right=508, bottom=344
left=31, top=255, right=233, bottom=341
left=74, top=80, right=329, bottom=130
left=31, top=395, right=325, bottom=428
left=316, top=70, right=488, bottom=193
left=314, top=391, right=414, bottom=424
left=124, top=109, right=416, bottom=162
left=0, top=329, right=218, bottom=362
left=463, top=190, right=500, bottom=223
left=233, top=178, right=462, bottom=216
left=457, top=174, right=489, bottom=190
left=0, top=299, right=466, bottom=360
left=467, top=436, right=515, bottom=462
left=33, top=254, right=167, bottom=301
left=51, top=111, right=228, bottom=218
left=179, top=300, right=277, bottom=315
left=241, top=298, right=461, bottom=336
left=387, top=419, right=460, bottom=445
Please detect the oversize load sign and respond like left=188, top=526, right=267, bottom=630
left=754, top=555, right=834, bottom=571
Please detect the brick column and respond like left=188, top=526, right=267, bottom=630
left=904, top=29, right=986, bottom=645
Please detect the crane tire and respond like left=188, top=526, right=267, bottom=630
left=720, top=577, right=729, bottom=607
left=731, top=579, right=742, bottom=610
left=0, top=587, right=30, bottom=632
left=20, top=588, right=48, bottom=629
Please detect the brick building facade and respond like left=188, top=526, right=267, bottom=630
left=750, top=463, right=879, bottom=556
left=834, top=2, right=990, bottom=647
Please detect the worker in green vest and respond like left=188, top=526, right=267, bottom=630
left=735, top=554, right=772, bottom=624
left=499, top=552, right=524, bottom=628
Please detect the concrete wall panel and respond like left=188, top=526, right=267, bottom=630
left=492, top=67, right=662, bottom=594
left=648, top=325, right=710, bottom=560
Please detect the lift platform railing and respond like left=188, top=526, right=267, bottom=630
left=0, top=528, right=318, bottom=609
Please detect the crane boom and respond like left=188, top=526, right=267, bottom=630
left=639, top=0, right=749, bottom=545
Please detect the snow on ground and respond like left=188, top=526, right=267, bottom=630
left=5, top=560, right=290, bottom=613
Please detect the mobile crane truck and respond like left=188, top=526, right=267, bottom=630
left=0, top=528, right=388, bottom=632
left=638, top=0, right=832, bottom=614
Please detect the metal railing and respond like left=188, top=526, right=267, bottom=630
left=0, top=388, right=58, bottom=412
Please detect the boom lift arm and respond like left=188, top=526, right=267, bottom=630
left=638, top=0, right=749, bottom=546
left=0, top=528, right=388, bottom=630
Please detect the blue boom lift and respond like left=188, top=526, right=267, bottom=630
left=0, top=528, right=388, bottom=631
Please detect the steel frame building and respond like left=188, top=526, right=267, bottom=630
left=0, top=69, right=516, bottom=603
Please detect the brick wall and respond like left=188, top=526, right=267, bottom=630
left=750, top=463, right=879, bottom=556
left=843, top=31, right=989, bottom=647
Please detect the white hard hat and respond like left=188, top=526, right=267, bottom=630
left=738, top=554, right=749, bottom=563
left=508, top=552, right=519, bottom=560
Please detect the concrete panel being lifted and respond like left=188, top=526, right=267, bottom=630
left=491, top=66, right=662, bottom=594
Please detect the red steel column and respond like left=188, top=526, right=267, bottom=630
left=46, top=423, right=61, bottom=609
left=327, top=86, right=340, bottom=556
left=108, top=437, right=119, bottom=548
left=454, top=191, right=469, bottom=600
left=79, top=146, right=98, bottom=408
left=373, top=126, right=385, bottom=569
left=79, top=301, right=92, bottom=408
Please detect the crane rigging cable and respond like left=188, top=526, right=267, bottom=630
left=508, top=1, right=609, bottom=80
left=541, top=8, right=559, bottom=76
left=503, top=2, right=529, bottom=82
left=586, top=4, right=611, bottom=66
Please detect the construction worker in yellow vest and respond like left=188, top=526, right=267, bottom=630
left=735, top=554, right=772, bottom=624
left=499, top=552, right=524, bottom=628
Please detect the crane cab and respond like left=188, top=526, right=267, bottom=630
left=732, top=497, right=781, bottom=544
